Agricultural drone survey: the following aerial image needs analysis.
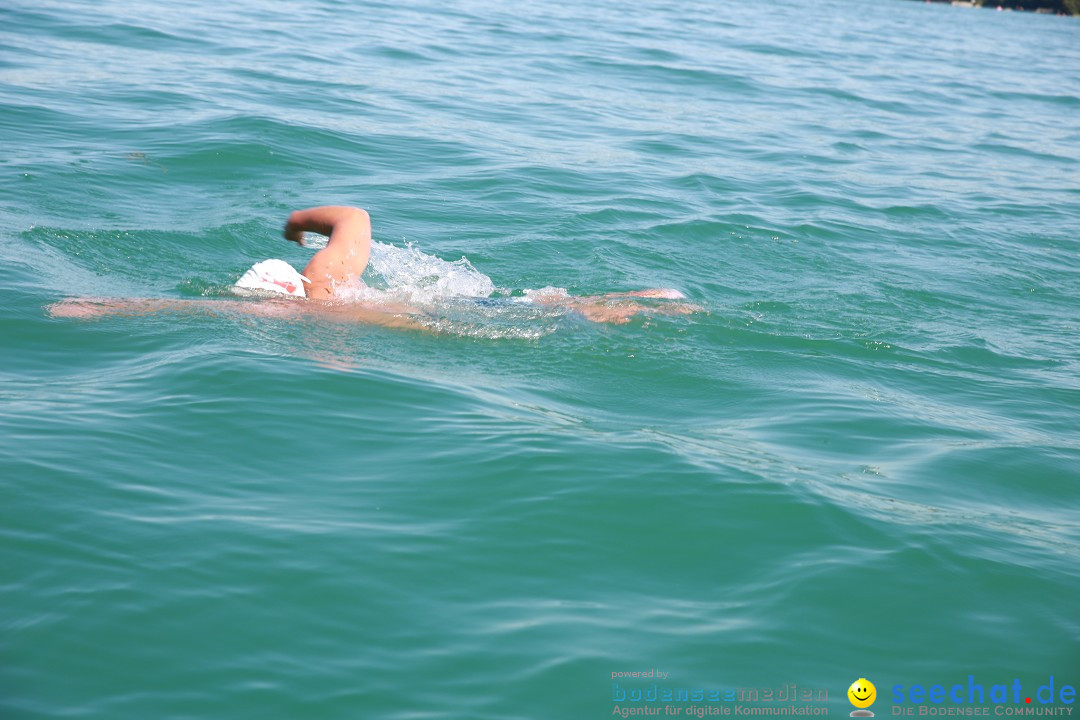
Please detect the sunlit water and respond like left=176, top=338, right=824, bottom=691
left=1, top=0, right=1078, bottom=717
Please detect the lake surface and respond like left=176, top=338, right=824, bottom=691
left=1, top=0, right=1078, bottom=717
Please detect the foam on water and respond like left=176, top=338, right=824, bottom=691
left=358, top=240, right=497, bottom=303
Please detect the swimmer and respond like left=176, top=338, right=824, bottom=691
left=49, top=205, right=696, bottom=326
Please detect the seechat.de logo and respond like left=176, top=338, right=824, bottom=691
left=850, top=678, right=878, bottom=717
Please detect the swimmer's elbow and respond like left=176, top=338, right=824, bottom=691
left=330, top=207, right=370, bottom=236
left=340, top=207, right=371, bottom=236
left=337, top=206, right=369, bottom=223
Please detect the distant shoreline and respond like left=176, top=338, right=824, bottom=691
left=915, top=0, right=1080, bottom=15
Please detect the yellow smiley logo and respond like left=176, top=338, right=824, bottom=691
left=848, top=678, right=877, bottom=713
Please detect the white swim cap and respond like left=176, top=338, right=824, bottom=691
left=234, top=259, right=309, bottom=298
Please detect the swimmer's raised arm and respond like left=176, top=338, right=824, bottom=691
left=284, top=205, right=371, bottom=300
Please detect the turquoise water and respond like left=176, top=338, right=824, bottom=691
left=2, top=0, right=1079, bottom=716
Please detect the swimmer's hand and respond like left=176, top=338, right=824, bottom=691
left=283, top=220, right=305, bottom=246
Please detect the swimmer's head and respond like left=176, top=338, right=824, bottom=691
left=233, top=259, right=309, bottom=298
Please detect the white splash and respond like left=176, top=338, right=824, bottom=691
left=519, top=285, right=570, bottom=302
left=348, top=240, right=497, bottom=304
